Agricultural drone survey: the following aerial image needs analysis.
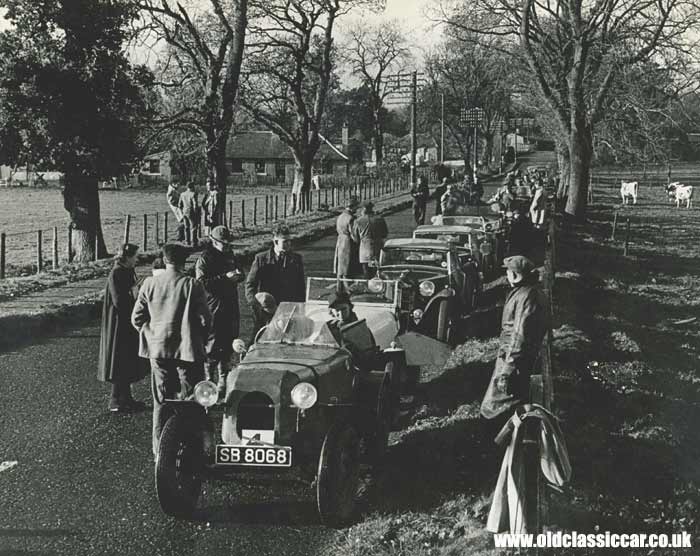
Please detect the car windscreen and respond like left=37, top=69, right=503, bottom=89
left=307, top=277, right=397, bottom=305
left=258, top=302, right=339, bottom=347
left=381, top=248, right=448, bottom=269
left=414, top=231, right=473, bottom=248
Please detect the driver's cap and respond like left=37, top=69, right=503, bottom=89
left=502, top=255, right=536, bottom=274
left=328, top=289, right=351, bottom=308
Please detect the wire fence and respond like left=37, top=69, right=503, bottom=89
left=0, top=175, right=412, bottom=279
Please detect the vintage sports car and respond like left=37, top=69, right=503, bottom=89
left=418, top=214, right=506, bottom=278
left=376, top=238, right=480, bottom=345
left=154, top=278, right=412, bottom=526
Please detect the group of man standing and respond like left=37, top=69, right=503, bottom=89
left=334, top=198, right=389, bottom=279
left=166, top=180, right=222, bottom=246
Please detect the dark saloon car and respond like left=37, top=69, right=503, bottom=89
left=154, top=282, right=409, bottom=527
left=376, top=238, right=480, bottom=345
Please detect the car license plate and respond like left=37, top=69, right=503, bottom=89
left=215, top=445, right=292, bottom=467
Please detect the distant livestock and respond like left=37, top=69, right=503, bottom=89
left=620, top=181, right=639, bottom=205
left=667, top=182, right=693, bottom=209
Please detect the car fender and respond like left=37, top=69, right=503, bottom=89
left=423, top=287, right=454, bottom=315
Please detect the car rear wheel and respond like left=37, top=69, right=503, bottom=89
left=155, top=416, right=203, bottom=518
left=367, top=377, right=392, bottom=467
left=316, top=423, right=361, bottom=527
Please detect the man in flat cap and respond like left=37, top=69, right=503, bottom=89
left=326, top=289, right=376, bottom=362
left=195, top=225, right=245, bottom=395
left=481, top=255, right=547, bottom=422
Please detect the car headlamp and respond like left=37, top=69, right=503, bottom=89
left=412, top=308, right=424, bottom=323
left=367, top=277, right=384, bottom=293
left=485, top=223, right=492, bottom=231
left=419, top=280, right=435, bottom=297
left=291, top=382, right=318, bottom=410
left=505, top=211, right=513, bottom=219
left=193, top=381, right=219, bottom=408
left=479, top=242, right=492, bottom=255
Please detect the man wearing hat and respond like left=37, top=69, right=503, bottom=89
left=326, top=289, right=376, bottom=361
left=250, top=291, right=278, bottom=343
left=481, top=255, right=547, bottom=421
left=195, top=225, right=245, bottom=395
left=334, top=196, right=360, bottom=279
left=352, top=200, right=388, bottom=278
left=411, top=176, right=430, bottom=225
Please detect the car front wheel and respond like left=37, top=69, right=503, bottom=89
left=316, top=423, right=361, bottom=527
left=155, top=416, right=204, bottom=518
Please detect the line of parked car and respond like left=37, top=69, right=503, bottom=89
left=153, top=202, right=514, bottom=526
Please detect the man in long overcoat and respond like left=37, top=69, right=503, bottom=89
left=334, top=196, right=360, bottom=278
left=245, top=224, right=306, bottom=330
left=411, top=176, right=430, bottom=225
left=195, top=226, right=244, bottom=395
left=132, top=243, right=212, bottom=459
left=178, top=183, right=199, bottom=246
left=481, top=255, right=547, bottom=422
left=352, top=201, right=389, bottom=278
left=98, top=243, right=148, bottom=412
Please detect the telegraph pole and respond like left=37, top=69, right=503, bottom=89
left=440, top=92, right=445, bottom=164
left=410, top=71, right=417, bottom=185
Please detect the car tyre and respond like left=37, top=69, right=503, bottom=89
left=155, top=416, right=203, bottom=518
left=316, top=423, right=361, bottom=527
left=367, top=377, right=392, bottom=467
left=436, top=299, right=449, bottom=342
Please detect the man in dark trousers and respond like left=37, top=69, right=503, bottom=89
left=195, top=226, right=245, bottom=396
left=411, top=176, right=430, bottom=225
left=245, top=223, right=306, bottom=329
left=131, top=243, right=212, bottom=460
left=481, top=255, right=547, bottom=425
left=178, top=182, right=199, bottom=246
left=352, top=201, right=389, bottom=278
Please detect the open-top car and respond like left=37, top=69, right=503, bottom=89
left=417, top=215, right=506, bottom=278
left=154, top=278, right=413, bottom=527
left=376, top=238, right=480, bottom=345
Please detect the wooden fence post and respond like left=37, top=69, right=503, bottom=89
left=275, top=195, right=279, bottom=220
left=265, top=195, right=269, bottom=223
left=94, top=232, right=99, bottom=261
left=143, top=214, right=148, bottom=251
left=228, top=200, right=233, bottom=228
left=284, top=194, right=288, bottom=219
left=52, top=226, right=58, bottom=270
left=0, top=232, right=5, bottom=279
left=36, top=230, right=43, bottom=273
left=324, top=189, right=328, bottom=207
left=241, top=199, right=246, bottom=228
left=123, top=214, right=131, bottom=244
left=624, top=218, right=631, bottom=256
left=611, top=210, right=619, bottom=240
left=155, top=213, right=160, bottom=246
left=253, top=197, right=258, bottom=226
left=317, top=188, right=321, bottom=209
left=164, top=212, right=168, bottom=242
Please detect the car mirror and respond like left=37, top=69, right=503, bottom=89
left=232, top=339, right=247, bottom=354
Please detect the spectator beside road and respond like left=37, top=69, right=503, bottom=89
left=481, top=255, right=547, bottom=422
left=411, top=176, right=430, bottom=225
left=98, top=243, right=148, bottom=413
left=352, top=200, right=388, bottom=278
left=166, top=182, right=185, bottom=241
left=441, top=183, right=461, bottom=215
left=131, top=243, right=212, bottom=460
left=178, top=182, right=199, bottom=246
left=530, top=180, right=546, bottom=228
left=334, top=196, right=360, bottom=279
left=245, top=224, right=306, bottom=323
left=195, top=226, right=245, bottom=396
left=201, top=180, right=219, bottom=236
left=433, top=177, right=449, bottom=215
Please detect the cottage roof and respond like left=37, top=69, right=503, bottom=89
left=226, top=131, right=348, bottom=161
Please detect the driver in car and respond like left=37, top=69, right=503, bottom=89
left=326, top=290, right=377, bottom=363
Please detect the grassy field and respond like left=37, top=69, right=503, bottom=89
left=322, top=185, right=700, bottom=555
left=0, top=180, right=404, bottom=276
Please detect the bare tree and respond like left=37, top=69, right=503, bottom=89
left=344, top=20, right=410, bottom=167
left=136, top=0, right=248, bottom=224
left=435, top=0, right=700, bottom=219
left=240, top=0, right=381, bottom=211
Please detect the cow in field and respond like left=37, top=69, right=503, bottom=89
left=667, top=182, right=693, bottom=208
left=620, top=181, right=639, bottom=205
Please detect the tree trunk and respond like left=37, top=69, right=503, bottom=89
left=374, top=123, right=384, bottom=167
left=565, top=121, right=593, bottom=219
left=62, top=172, right=107, bottom=261
left=556, top=146, right=570, bottom=200
left=207, top=141, right=228, bottom=226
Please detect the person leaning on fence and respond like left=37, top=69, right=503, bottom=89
left=195, top=226, right=245, bottom=397
left=481, top=255, right=547, bottom=424
left=334, top=196, right=360, bottom=279
left=352, top=200, right=388, bottom=278
left=166, top=181, right=185, bottom=241
left=97, top=243, right=148, bottom=413
left=178, top=182, right=199, bottom=246
left=131, top=243, right=212, bottom=460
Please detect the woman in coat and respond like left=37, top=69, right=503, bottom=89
left=334, top=196, right=360, bottom=278
left=97, top=243, right=147, bottom=412
left=352, top=201, right=389, bottom=278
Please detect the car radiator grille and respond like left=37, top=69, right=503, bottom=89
left=236, top=391, right=275, bottom=437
